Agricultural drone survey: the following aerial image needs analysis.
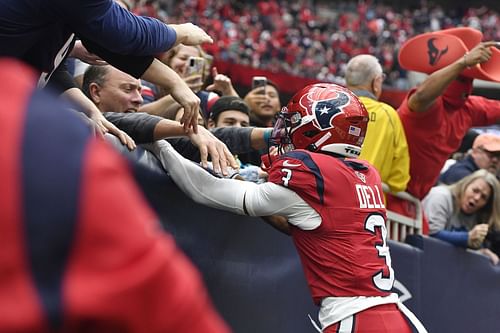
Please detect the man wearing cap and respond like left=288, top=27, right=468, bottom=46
left=440, top=133, right=500, bottom=184
left=207, top=96, right=270, bottom=183
left=398, top=41, right=500, bottom=201
left=208, top=96, right=250, bottom=129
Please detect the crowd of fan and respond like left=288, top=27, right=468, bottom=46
left=68, top=0, right=500, bottom=264
left=2, top=0, right=500, bottom=331
left=133, top=0, right=499, bottom=89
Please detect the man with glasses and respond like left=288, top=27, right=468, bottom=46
left=345, top=54, right=410, bottom=193
left=440, top=133, right=500, bottom=184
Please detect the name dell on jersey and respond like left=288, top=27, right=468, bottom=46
left=355, top=184, right=385, bottom=209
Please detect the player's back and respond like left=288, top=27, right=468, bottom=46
left=268, top=150, right=394, bottom=304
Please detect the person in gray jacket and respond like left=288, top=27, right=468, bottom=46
left=423, top=169, right=500, bottom=264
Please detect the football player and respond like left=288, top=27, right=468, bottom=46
left=148, top=83, right=427, bottom=333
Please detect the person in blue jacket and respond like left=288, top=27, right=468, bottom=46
left=0, top=0, right=212, bottom=138
left=440, top=133, right=500, bottom=185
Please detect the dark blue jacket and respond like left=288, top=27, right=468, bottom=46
left=439, top=155, right=478, bottom=185
left=0, top=0, right=175, bottom=79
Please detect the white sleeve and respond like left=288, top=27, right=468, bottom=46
left=244, top=182, right=321, bottom=230
left=147, top=140, right=253, bottom=215
left=148, top=141, right=321, bottom=230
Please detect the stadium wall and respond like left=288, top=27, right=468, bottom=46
left=218, top=60, right=500, bottom=109
left=141, top=175, right=500, bottom=333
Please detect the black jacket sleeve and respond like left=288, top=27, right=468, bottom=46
left=104, top=112, right=162, bottom=143
left=169, top=127, right=254, bottom=162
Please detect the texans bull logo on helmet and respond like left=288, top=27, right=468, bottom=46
left=278, top=83, right=368, bottom=158
left=310, top=91, right=351, bottom=130
left=300, top=88, right=351, bottom=130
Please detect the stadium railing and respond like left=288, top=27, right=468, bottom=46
left=382, top=183, right=423, bottom=242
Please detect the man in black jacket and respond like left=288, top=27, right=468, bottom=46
left=82, top=64, right=271, bottom=174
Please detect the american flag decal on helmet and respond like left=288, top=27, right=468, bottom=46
left=349, top=125, right=361, bottom=136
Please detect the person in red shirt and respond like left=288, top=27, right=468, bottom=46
left=148, top=83, right=427, bottom=332
left=398, top=41, right=500, bottom=201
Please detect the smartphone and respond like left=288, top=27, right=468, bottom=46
left=203, top=54, right=214, bottom=71
left=252, top=76, right=267, bottom=94
left=185, top=56, right=205, bottom=77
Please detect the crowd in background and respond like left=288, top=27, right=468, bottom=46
left=61, top=0, right=500, bottom=268
left=134, top=0, right=499, bottom=89
left=2, top=0, right=500, bottom=331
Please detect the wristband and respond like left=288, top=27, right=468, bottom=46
left=263, top=128, right=272, bottom=146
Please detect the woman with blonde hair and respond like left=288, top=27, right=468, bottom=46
left=141, top=43, right=238, bottom=120
left=159, top=44, right=206, bottom=94
left=423, top=169, right=500, bottom=264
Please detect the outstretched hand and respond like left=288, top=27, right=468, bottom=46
left=90, top=111, right=136, bottom=150
left=187, top=127, right=238, bottom=176
left=60, top=87, right=135, bottom=150
left=169, top=78, right=201, bottom=134
left=172, top=23, right=213, bottom=46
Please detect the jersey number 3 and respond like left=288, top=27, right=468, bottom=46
left=281, top=168, right=293, bottom=187
left=365, top=214, right=395, bottom=291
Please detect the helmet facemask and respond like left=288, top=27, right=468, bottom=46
left=270, top=107, right=302, bottom=155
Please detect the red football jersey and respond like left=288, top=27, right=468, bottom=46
left=268, top=150, right=394, bottom=304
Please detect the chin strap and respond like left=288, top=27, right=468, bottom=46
left=261, top=151, right=277, bottom=172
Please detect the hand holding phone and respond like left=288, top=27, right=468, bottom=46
left=185, top=56, right=205, bottom=77
left=252, top=76, right=267, bottom=95
left=203, top=53, right=214, bottom=78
